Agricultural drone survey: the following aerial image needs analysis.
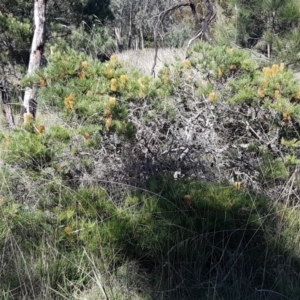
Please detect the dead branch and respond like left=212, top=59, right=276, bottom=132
left=151, top=0, right=214, bottom=76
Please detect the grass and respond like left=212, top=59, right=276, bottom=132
left=1, top=173, right=300, bottom=299
left=115, top=48, right=185, bottom=75
left=2, top=45, right=300, bottom=299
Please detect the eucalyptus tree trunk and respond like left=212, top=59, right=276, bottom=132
left=22, top=0, right=46, bottom=121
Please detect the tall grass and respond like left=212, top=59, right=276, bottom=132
left=1, top=173, right=300, bottom=299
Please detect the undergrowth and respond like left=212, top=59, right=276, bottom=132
left=1, top=42, right=300, bottom=299
left=1, top=174, right=300, bottom=299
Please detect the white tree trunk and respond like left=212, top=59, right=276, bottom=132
left=23, top=0, right=46, bottom=117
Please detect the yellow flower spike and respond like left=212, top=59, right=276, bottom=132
left=283, top=112, right=291, bottom=125
left=79, top=71, right=86, bottom=80
left=104, top=109, right=111, bottom=117
left=23, top=112, right=33, bottom=125
left=262, top=67, right=272, bottom=76
left=217, top=67, right=223, bottom=77
left=105, top=116, right=113, bottom=131
left=208, top=92, right=216, bottom=102
left=39, top=77, right=47, bottom=87
left=227, top=48, right=233, bottom=55
left=262, top=67, right=268, bottom=74
left=108, top=97, right=116, bottom=107
left=120, top=75, right=127, bottom=85
left=183, top=59, right=190, bottom=69
left=81, top=61, right=88, bottom=68
left=279, top=63, right=285, bottom=71
left=234, top=182, right=242, bottom=190
left=64, top=93, right=76, bottom=109
left=105, top=67, right=113, bottom=79
left=274, top=89, right=280, bottom=99
left=257, top=86, right=265, bottom=98
left=83, top=133, right=91, bottom=141
left=110, top=78, right=117, bottom=92
left=271, top=64, right=279, bottom=75
left=295, top=89, right=300, bottom=100
left=110, top=55, right=117, bottom=62
left=138, top=78, right=146, bottom=96
left=86, top=90, right=93, bottom=97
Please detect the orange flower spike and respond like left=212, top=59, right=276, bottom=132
left=79, top=71, right=86, bottom=80
left=257, top=86, right=265, bottom=98
left=37, top=125, right=45, bottom=134
left=39, top=77, right=47, bottom=87
left=105, top=116, right=113, bottom=131
left=64, top=226, right=72, bottom=234
left=64, top=93, right=75, bottom=109
left=104, top=109, right=111, bottom=117
left=83, top=133, right=91, bottom=141
left=183, top=195, right=192, bottom=205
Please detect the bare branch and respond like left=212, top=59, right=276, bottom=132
left=151, top=0, right=215, bottom=76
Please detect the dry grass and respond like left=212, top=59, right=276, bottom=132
left=115, top=48, right=186, bottom=75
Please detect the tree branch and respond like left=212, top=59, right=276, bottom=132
left=151, top=0, right=214, bottom=76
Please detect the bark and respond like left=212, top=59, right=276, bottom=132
left=140, top=27, right=144, bottom=50
left=0, top=81, right=15, bottom=129
left=22, top=0, right=46, bottom=121
left=114, top=27, right=124, bottom=53
left=128, top=4, right=132, bottom=49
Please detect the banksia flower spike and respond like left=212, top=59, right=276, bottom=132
left=183, top=59, right=190, bottom=69
left=110, top=55, right=117, bottom=62
left=81, top=61, right=88, bottom=68
left=111, top=78, right=117, bottom=92
left=208, top=92, right=216, bottom=102
left=23, top=113, right=33, bottom=125
left=64, top=93, right=75, bottom=109
left=234, top=182, right=242, bottom=190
